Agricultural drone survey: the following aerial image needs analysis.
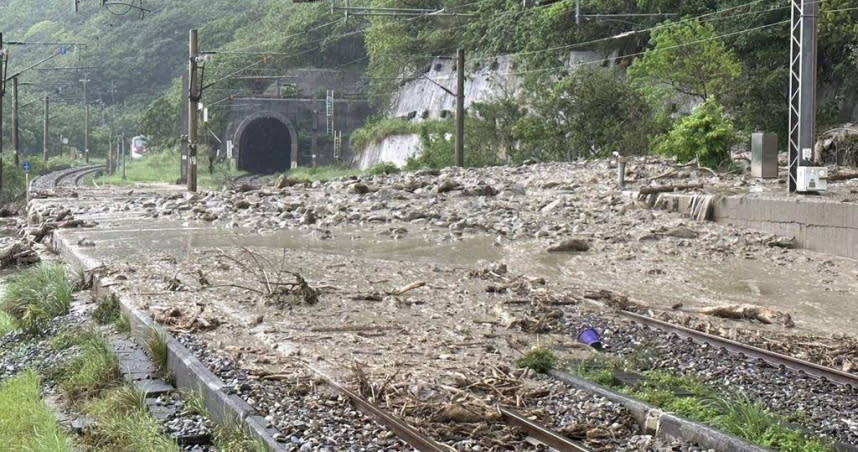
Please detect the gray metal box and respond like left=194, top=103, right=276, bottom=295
left=751, top=132, right=778, bottom=178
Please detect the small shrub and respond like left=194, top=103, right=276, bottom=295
left=366, top=162, right=401, bottom=176
left=516, top=347, right=557, bottom=373
left=92, top=295, right=121, bottom=325
left=654, top=99, right=740, bottom=169
left=1, top=263, right=73, bottom=334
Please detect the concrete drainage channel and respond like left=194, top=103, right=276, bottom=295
left=49, top=227, right=772, bottom=452
left=50, top=235, right=286, bottom=451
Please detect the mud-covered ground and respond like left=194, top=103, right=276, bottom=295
left=26, top=158, right=858, bottom=449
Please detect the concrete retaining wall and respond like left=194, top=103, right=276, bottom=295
left=660, top=193, right=858, bottom=259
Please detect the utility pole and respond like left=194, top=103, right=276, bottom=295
left=187, top=29, right=200, bottom=192
left=43, top=94, right=49, bottom=161
left=12, top=76, right=19, bottom=166
left=787, top=0, right=820, bottom=192
left=576, top=0, right=580, bottom=24
left=81, top=75, right=90, bottom=162
left=455, top=48, right=465, bottom=167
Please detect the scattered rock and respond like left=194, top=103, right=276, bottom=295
left=664, top=227, right=698, bottom=239
left=547, top=239, right=590, bottom=253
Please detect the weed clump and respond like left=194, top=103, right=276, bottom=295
left=92, top=295, right=121, bottom=325
left=145, top=327, right=169, bottom=375
left=60, top=333, right=120, bottom=400
left=516, top=347, right=557, bottom=373
left=213, top=419, right=267, bottom=452
left=1, top=263, right=73, bottom=334
left=83, top=385, right=179, bottom=452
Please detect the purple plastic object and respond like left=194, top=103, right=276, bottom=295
left=578, top=327, right=603, bottom=350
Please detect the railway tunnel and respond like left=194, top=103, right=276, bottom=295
left=234, top=112, right=298, bottom=174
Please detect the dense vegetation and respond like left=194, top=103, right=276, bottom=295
left=1, top=0, right=857, bottom=173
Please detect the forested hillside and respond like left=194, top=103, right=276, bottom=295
left=2, top=0, right=857, bottom=166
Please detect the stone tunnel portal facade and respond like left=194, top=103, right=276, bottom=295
left=234, top=112, right=298, bottom=174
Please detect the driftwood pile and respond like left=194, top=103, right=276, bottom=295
left=0, top=240, right=40, bottom=268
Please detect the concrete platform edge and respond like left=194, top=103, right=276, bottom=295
left=548, top=369, right=770, bottom=452
left=49, top=231, right=287, bottom=452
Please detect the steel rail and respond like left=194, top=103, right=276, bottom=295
left=306, top=366, right=449, bottom=452
left=54, top=165, right=104, bottom=187
left=500, top=408, right=594, bottom=452
left=618, top=310, right=858, bottom=387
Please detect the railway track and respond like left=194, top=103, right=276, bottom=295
left=29, top=164, right=105, bottom=191
left=617, top=310, right=858, bottom=387
left=312, top=365, right=597, bottom=452
left=232, top=173, right=269, bottom=187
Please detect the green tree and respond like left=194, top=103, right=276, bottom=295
left=654, top=99, right=740, bottom=168
left=549, top=67, right=654, bottom=157
left=628, top=19, right=742, bottom=103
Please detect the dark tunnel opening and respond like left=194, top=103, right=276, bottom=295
left=238, top=117, right=292, bottom=174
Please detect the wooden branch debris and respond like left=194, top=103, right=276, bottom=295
left=391, top=280, right=426, bottom=296
left=683, top=304, right=795, bottom=328
left=827, top=171, right=858, bottom=182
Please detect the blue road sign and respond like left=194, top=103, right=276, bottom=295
left=22, top=162, right=31, bottom=173
left=58, top=46, right=67, bottom=56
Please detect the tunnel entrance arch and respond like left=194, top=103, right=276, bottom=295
left=233, top=112, right=298, bottom=174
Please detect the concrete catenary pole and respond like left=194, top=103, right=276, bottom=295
left=455, top=48, right=465, bottom=168
left=187, top=29, right=199, bottom=192
left=12, top=76, right=19, bottom=166
left=121, top=133, right=126, bottom=180
left=43, top=95, right=49, bottom=161
left=81, top=75, right=90, bottom=162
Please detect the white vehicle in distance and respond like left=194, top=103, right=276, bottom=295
left=130, top=135, right=147, bottom=160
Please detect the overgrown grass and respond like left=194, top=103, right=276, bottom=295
left=0, top=263, right=73, bottom=334
left=83, top=385, right=179, bottom=452
left=350, top=118, right=420, bottom=150
left=366, top=162, right=401, bottom=176
left=573, top=356, right=834, bottom=452
left=516, top=347, right=557, bottom=373
left=284, top=166, right=362, bottom=183
left=0, top=370, right=74, bottom=452
left=92, top=294, right=121, bottom=325
left=213, top=419, right=267, bottom=452
left=0, top=311, right=16, bottom=336
left=92, top=150, right=245, bottom=189
left=59, top=332, right=120, bottom=401
left=180, top=389, right=208, bottom=417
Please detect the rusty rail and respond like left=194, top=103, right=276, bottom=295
left=500, top=408, right=593, bottom=452
left=307, top=366, right=448, bottom=452
left=619, top=310, right=858, bottom=387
